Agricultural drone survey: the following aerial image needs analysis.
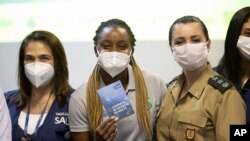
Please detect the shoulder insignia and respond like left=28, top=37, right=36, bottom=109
left=167, top=75, right=179, bottom=88
left=208, top=75, right=233, bottom=93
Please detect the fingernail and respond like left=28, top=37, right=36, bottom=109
left=114, top=117, right=119, bottom=121
left=111, top=116, right=116, bottom=119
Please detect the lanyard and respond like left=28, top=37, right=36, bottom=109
left=23, top=94, right=52, bottom=139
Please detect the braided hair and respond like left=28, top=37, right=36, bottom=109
left=87, top=18, right=152, bottom=140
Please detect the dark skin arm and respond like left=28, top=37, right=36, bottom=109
left=71, top=117, right=118, bottom=141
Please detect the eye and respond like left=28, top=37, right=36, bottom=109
left=242, top=29, right=250, bottom=37
left=41, top=57, right=49, bottom=61
left=24, top=56, right=34, bottom=62
left=100, top=42, right=112, bottom=50
left=192, top=39, right=201, bottom=43
left=174, top=41, right=183, bottom=45
left=39, top=55, right=52, bottom=62
left=173, top=39, right=185, bottom=46
left=102, top=44, right=110, bottom=48
left=191, top=36, right=203, bottom=43
left=118, top=44, right=129, bottom=50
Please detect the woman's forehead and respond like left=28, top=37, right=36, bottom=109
left=172, top=23, right=204, bottom=37
left=25, top=41, right=52, bottom=54
left=100, top=26, right=127, bottom=36
left=98, top=26, right=130, bottom=41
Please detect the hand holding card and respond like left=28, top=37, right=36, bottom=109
left=97, top=80, right=134, bottom=119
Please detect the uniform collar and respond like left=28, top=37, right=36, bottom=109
left=170, top=63, right=215, bottom=101
left=188, top=63, right=215, bottom=99
left=170, top=74, right=184, bottom=102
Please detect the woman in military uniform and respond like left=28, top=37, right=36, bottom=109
left=156, top=15, right=246, bottom=141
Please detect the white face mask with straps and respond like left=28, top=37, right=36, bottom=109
left=172, top=42, right=208, bottom=71
left=237, top=36, right=250, bottom=60
left=97, top=51, right=131, bottom=77
left=25, top=62, right=54, bottom=88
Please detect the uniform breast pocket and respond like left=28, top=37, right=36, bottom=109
left=178, top=113, right=208, bottom=140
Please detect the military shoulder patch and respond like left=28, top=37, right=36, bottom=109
left=208, top=75, right=233, bottom=93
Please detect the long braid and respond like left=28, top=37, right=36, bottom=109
left=86, top=65, right=102, bottom=136
left=130, top=56, right=152, bottom=140
left=89, top=18, right=151, bottom=140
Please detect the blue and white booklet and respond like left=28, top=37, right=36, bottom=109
left=97, top=80, right=134, bottom=119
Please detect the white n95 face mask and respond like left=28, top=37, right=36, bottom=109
left=98, top=51, right=131, bottom=77
left=25, top=62, right=54, bottom=88
left=172, top=43, right=208, bottom=71
left=237, top=36, right=250, bottom=60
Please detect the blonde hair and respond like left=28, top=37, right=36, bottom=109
left=86, top=56, right=152, bottom=140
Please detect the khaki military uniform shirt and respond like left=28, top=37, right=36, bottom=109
left=156, top=64, right=246, bottom=141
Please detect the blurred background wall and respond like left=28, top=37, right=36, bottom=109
left=0, top=0, right=249, bottom=91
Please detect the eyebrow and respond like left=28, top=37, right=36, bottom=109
left=100, top=40, right=111, bottom=43
left=190, top=35, right=201, bottom=38
left=24, top=54, right=52, bottom=57
left=117, top=40, right=129, bottom=44
left=100, top=39, right=128, bottom=44
left=24, top=54, right=33, bottom=58
left=242, top=28, right=250, bottom=31
left=39, top=54, right=52, bottom=57
left=174, top=35, right=201, bottom=40
left=174, top=37, right=185, bottom=40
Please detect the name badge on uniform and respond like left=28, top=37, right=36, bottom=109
left=186, top=128, right=195, bottom=140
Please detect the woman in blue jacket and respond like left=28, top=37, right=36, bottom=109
left=5, top=30, right=74, bottom=141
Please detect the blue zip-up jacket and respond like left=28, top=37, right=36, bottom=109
left=241, top=81, right=250, bottom=124
left=5, top=89, right=74, bottom=141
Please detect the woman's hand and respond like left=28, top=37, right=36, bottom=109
left=95, top=116, right=119, bottom=141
